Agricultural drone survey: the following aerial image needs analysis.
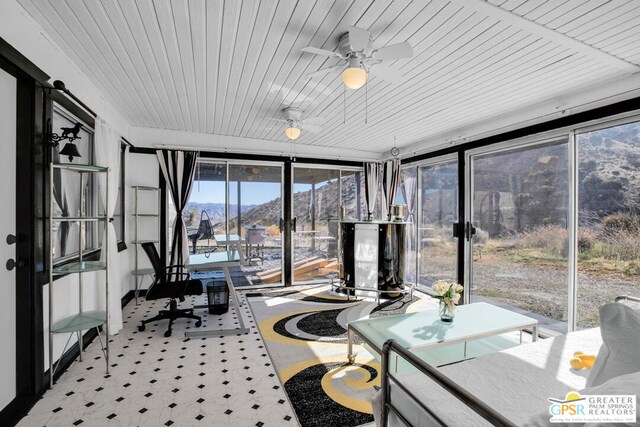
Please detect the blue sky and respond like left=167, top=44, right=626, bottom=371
left=190, top=181, right=281, bottom=205
left=190, top=180, right=332, bottom=205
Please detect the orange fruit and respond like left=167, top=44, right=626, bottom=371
left=570, top=357, right=584, bottom=369
left=578, top=355, right=596, bottom=369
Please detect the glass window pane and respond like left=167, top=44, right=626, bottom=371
left=577, top=120, right=640, bottom=328
left=471, top=139, right=569, bottom=333
left=51, top=106, right=96, bottom=261
left=293, top=167, right=340, bottom=284
left=229, top=164, right=283, bottom=284
left=340, top=170, right=365, bottom=221
left=112, top=145, right=125, bottom=243
left=397, top=167, right=417, bottom=284
left=186, top=162, right=227, bottom=253
left=419, top=161, right=458, bottom=288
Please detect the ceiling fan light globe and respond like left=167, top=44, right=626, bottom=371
left=342, top=67, right=367, bottom=89
left=285, top=127, right=301, bottom=140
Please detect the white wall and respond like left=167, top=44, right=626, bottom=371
left=0, top=0, right=140, bottom=372
left=126, top=152, right=160, bottom=292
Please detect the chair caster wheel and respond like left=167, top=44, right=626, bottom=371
left=164, top=330, right=172, bottom=337
left=138, top=324, right=145, bottom=332
left=195, top=320, right=202, bottom=327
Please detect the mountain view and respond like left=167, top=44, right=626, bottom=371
left=184, top=202, right=255, bottom=228
left=184, top=122, right=640, bottom=239
left=185, top=175, right=371, bottom=233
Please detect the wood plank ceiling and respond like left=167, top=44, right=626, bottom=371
left=17, top=0, right=640, bottom=156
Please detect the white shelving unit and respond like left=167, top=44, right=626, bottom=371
left=131, top=186, right=160, bottom=304
left=48, top=163, right=110, bottom=388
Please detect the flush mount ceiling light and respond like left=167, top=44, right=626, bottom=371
left=268, top=107, right=324, bottom=141
left=342, top=57, right=368, bottom=89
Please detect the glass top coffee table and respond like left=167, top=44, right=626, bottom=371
left=347, top=302, right=538, bottom=363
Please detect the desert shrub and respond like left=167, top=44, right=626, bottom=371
left=602, top=213, right=640, bottom=234
left=624, top=261, right=640, bottom=276
left=593, top=213, right=640, bottom=261
left=577, top=236, right=592, bottom=253
left=577, top=227, right=599, bottom=255
left=516, top=224, right=568, bottom=257
left=265, top=225, right=281, bottom=237
left=601, top=232, right=640, bottom=261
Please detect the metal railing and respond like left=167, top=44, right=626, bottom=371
left=380, top=339, right=517, bottom=427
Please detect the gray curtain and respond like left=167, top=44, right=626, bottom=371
left=364, top=162, right=382, bottom=220
left=157, top=150, right=199, bottom=267
left=381, top=159, right=401, bottom=220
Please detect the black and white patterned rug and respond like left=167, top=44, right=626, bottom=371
left=246, top=285, right=432, bottom=427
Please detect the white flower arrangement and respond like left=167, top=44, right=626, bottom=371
left=431, top=280, right=463, bottom=312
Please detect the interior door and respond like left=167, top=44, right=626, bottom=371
left=0, top=67, right=18, bottom=412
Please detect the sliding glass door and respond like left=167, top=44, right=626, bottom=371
left=466, top=139, right=570, bottom=333
left=400, top=116, right=640, bottom=333
left=291, top=166, right=363, bottom=285
left=417, top=157, right=459, bottom=290
left=229, top=163, right=283, bottom=285
left=187, top=160, right=284, bottom=286
left=576, top=119, right=640, bottom=328
left=292, top=167, right=340, bottom=285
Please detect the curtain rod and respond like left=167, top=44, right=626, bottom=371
left=48, top=79, right=134, bottom=148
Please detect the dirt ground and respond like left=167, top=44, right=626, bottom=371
left=419, top=251, right=639, bottom=329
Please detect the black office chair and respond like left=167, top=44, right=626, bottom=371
left=137, top=242, right=203, bottom=337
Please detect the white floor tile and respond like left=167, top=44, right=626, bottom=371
left=18, top=291, right=297, bottom=427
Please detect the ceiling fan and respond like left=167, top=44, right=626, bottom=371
left=302, top=26, right=413, bottom=89
left=269, top=107, right=324, bottom=140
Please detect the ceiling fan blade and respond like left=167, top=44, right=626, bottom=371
left=373, top=41, right=413, bottom=61
left=369, top=63, right=403, bottom=84
left=302, top=117, right=325, bottom=126
left=301, top=46, right=342, bottom=58
left=267, top=118, right=289, bottom=122
left=306, top=64, right=343, bottom=79
left=303, top=124, right=323, bottom=133
left=348, top=26, right=370, bottom=52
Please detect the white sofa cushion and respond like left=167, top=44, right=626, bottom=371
left=586, top=303, right=640, bottom=388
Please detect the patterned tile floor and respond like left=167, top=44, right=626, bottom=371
left=18, top=291, right=297, bottom=427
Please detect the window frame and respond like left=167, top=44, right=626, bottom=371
left=572, top=116, right=640, bottom=329
left=51, top=104, right=100, bottom=267
left=115, top=141, right=127, bottom=252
